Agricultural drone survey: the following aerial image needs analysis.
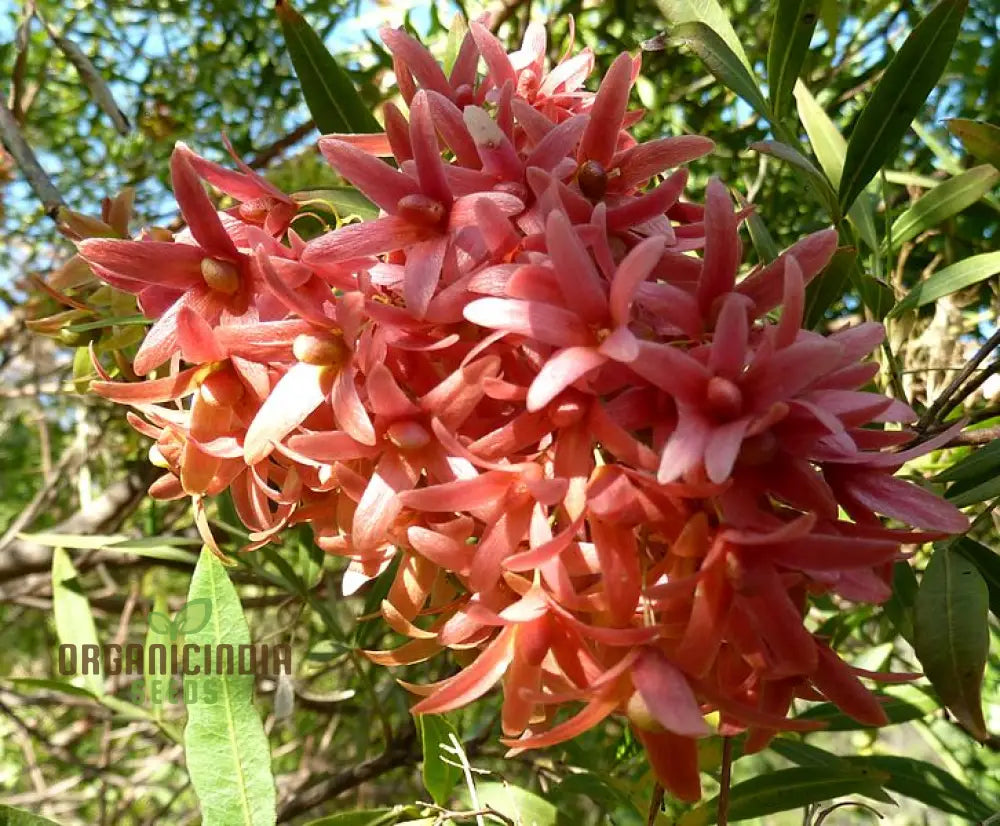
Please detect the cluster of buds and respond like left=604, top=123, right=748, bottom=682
left=76, top=21, right=966, bottom=801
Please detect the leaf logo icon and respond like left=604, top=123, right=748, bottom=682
left=147, top=599, right=212, bottom=641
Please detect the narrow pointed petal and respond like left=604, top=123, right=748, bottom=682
left=404, top=236, right=448, bottom=318
left=170, top=144, right=238, bottom=258
left=632, top=649, right=710, bottom=737
left=609, top=236, right=665, bottom=326
left=579, top=52, right=633, bottom=167
left=411, top=626, right=515, bottom=714
left=318, top=138, right=421, bottom=213
left=244, top=363, right=332, bottom=464
left=697, top=177, right=740, bottom=311
left=463, top=298, right=591, bottom=348
left=526, top=346, right=606, bottom=412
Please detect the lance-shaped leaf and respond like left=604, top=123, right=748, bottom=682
left=658, top=0, right=752, bottom=71
left=670, top=22, right=769, bottom=121
left=839, top=0, right=969, bottom=212
left=803, top=246, right=854, bottom=328
left=52, top=547, right=103, bottom=697
left=888, top=165, right=999, bottom=250
left=750, top=140, right=838, bottom=216
left=678, top=766, right=890, bottom=824
left=767, top=0, right=820, bottom=121
left=913, top=544, right=990, bottom=741
left=184, top=549, right=277, bottom=826
left=793, top=81, right=878, bottom=245
left=418, top=714, right=462, bottom=806
left=41, top=18, right=130, bottom=135
left=276, top=0, right=381, bottom=135
left=144, top=594, right=172, bottom=719
left=303, top=811, right=400, bottom=826
left=946, top=118, right=1000, bottom=168
left=889, top=250, right=1000, bottom=316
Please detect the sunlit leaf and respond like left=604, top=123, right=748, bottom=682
left=418, top=715, right=462, bottom=807
left=0, top=804, right=63, bottom=826
left=184, top=549, right=277, bottom=826
left=889, top=250, right=1000, bottom=316
left=888, top=165, right=999, bottom=250
left=657, top=0, right=753, bottom=71
left=51, top=547, right=103, bottom=697
left=946, top=118, right=1000, bottom=169
left=839, top=0, right=969, bottom=211
left=276, top=0, right=381, bottom=135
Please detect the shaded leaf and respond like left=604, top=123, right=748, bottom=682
left=670, top=23, right=769, bottom=121
left=184, top=550, right=277, bottom=826
left=889, top=251, right=1000, bottom=316
left=6, top=677, right=97, bottom=700
left=418, top=714, right=462, bottom=806
left=475, top=783, right=559, bottom=826
left=276, top=0, right=381, bottom=135
left=913, top=544, right=989, bottom=740
left=935, top=438, right=1000, bottom=485
left=144, top=593, right=172, bottom=718
left=51, top=547, right=103, bottom=697
left=22, top=532, right=199, bottom=563
left=839, top=0, right=969, bottom=211
left=804, top=246, right=855, bottom=328
left=953, top=537, right=1000, bottom=620
left=946, top=474, right=1000, bottom=508
left=679, top=766, right=890, bottom=824
left=946, top=118, right=1000, bottom=169
left=795, top=684, right=937, bottom=730
left=888, top=165, right=999, bottom=250
left=750, top=140, right=839, bottom=215
left=767, top=0, right=821, bottom=121
left=293, top=188, right=379, bottom=221
left=303, top=811, right=399, bottom=826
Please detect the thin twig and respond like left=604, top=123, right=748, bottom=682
left=718, top=737, right=734, bottom=826
left=0, top=96, right=65, bottom=218
left=919, top=327, right=1000, bottom=430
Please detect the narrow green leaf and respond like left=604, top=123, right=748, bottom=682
left=65, top=314, right=151, bottom=333
left=657, top=0, right=753, bottom=72
left=680, top=767, right=890, bottom=824
left=276, top=0, right=380, bottom=135
left=303, top=810, right=399, bottom=826
left=954, top=537, right=1000, bottom=619
left=292, top=188, right=379, bottom=221
left=475, top=783, right=559, bottom=826
left=669, top=23, right=769, bottom=121
left=418, top=714, right=462, bottom=806
left=883, top=560, right=919, bottom=643
left=24, top=531, right=200, bottom=563
left=803, top=246, right=855, bottom=328
left=889, top=250, right=1000, bottom=316
left=793, top=81, right=878, bottom=245
left=52, top=547, right=103, bottom=697
left=913, top=545, right=990, bottom=740
left=184, top=550, right=277, bottom=826
left=750, top=140, right=839, bottom=215
left=935, top=438, right=1000, bottom=484
left=767, top=0, right=820, bottom=121
left=0, top=804, right=63, bottom=826
left=946, top=118, right=1000, bottom=169
left=946, top=474, right=1000, bottom=507
left=843, top=755, right=994, bottom=820
left=839, top=0, right=969, bottom=212
left=795, top=684, right=937, bottom=730
left=888, top=165, right=999, bottom=250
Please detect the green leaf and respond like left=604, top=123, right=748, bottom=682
left=838, top=0, right=969, bottom=212
left=882, top=560, right=919, bottom=643
left=803, top=246, right=855, bottom=328
left=276, top=0, right=381, bottom=135
left=475, top=783, right=559, bottom=826
left=175, top=597, right=213, bottom=637
left=946, top=118, right=1000, bottom=169
left=795, top=684, right=938, bottom=730
left=750, top=140, right=839, bottom=215
left=52, top=547, right=103, bottom=697
left=0, top=804, right=63, bottom=826
left=842, top=755, right=995, bottom=820
left=766, top=0, right=820, bottom=121
left=303, top=810, right=400, bottom=826
left=292, top=188, right=379, bottom=221
left=889, top=250, right=1000, bottom=316
left=935, top=438, right=1000, bottom=484
left=679, top=767, right=890, bottom=824
left=184, top=550, right=277, bottom=826
left=418, top=715, right=462, bottom=807
left=888, top=165, right=1000, bottom=250
left=793, top=81, right=878, bottom=245
left=22, top=532, right=200, bottom=563
left=913, top=544, right=990, bottom=740
left=65, top=314, right=151, bottom=333
left=954, top=537, right=1000, bottom=619
left=657, top=0, right=753, bottom=72
left=946, top=473, right=1000, bottom=507
left=669, top=23, right=769, bottom=121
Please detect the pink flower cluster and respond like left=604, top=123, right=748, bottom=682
left=79, top=21, right=966, bottom=801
